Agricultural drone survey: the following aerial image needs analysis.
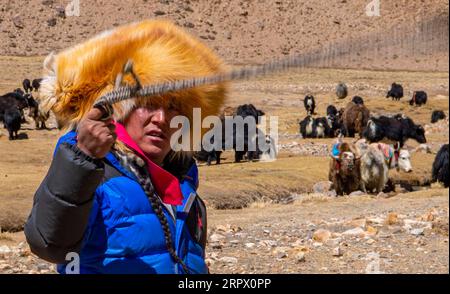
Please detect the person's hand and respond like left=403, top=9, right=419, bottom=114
left=76, top=108, right=116, bottom=159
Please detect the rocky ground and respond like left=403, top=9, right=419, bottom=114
left=205, top=190, right=449, bottom=274
left=0, top=242, right=54, bottom=274
left=0, top=189, right=448, bottom=274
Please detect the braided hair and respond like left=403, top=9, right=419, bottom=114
left=113, top=149, right=190, bottom=274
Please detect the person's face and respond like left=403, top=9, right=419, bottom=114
left=124, top=107, right=179, bottom=166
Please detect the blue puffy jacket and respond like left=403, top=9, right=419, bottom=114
left=24, top=131, right=208, bottom=274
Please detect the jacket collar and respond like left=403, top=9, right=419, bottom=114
left=56, top=127, right=185, bottom=205
left=114, top=122, right=183, bottom=205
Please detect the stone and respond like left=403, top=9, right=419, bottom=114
left=291, top=239, right=304, bottom=247
left=313, top=229, right=332, bottom=243
left=245, top=243, right=255, bottom=249
left=365, top=226, right=378, bottom=236
left=230, top=225, right=243, bottom=233
left=208, top=252, right=219, bottom=260
left=234, top=232, right=247, bottom=238
left=0, top=264, right=12, bottom=271
left=332, top=246, right=342, bottom=257
left=420, top=211, right=436, bottom=222
left=37, top=263, right=50, bottom=271
left=276, top=251, right=287, bottom=259
left=378, top=231, right=392, bottom=238
left=306, top=222, right=317, bottom=230
left=342, top=227, right=365, bottom=237
left=0, top=246, right=11, bottom=254
left=367, top=217, right=384, bottom=225
left=215, top=225, right=228, bottom=232
left=47, top=18, right=57, bottom=27
left=280, top=195, right=296, bottom=204
left=410, top=228, right=425, bottom=236
left=313, top=181, right=333, bottom=194
left=403, top=219, right=432, bottom=230
left=385, top=213, right=398, bottom=225
left=12, top=14, right=24, bottom=29
left=256, top=21, right=265, bottom=30
left=296, top=252, right=306, bottom=262
left=220, top=256, right=238, bottom=264
left=292, top=245, right=309, bottom=254
left=209, top=233, right=225, bottom=243
left=366, top=239, right=376, bottom=245
left=259, top=240, right=278, bottom=247
left=350, top=218, right=367, bottom=229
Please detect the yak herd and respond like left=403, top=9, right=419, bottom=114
left=0, top=78, right=49, bottom=140
left=194, top=104, right=277, bottom=165
left=297, top=82, right=448, bottom=194
left=192, top=81, right=448, bottom=193
left=0, top=78, right=448, bottom=192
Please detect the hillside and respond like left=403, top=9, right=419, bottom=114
left=0, top=0, right=448, bottom=71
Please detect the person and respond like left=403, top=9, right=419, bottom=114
left=24, top=20, right=227, bottom=274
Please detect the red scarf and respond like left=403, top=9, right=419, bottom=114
left=114, top=122, right=183, bottom=205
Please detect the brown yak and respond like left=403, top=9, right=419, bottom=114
left=328, top=140, right=362, bottom=196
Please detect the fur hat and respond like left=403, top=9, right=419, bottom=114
left=39, top=20, right=228, bottom=131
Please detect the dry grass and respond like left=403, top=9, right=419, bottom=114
left=197, top=153, right=329, bottom=208
left=0, top=233, right=14, bottom=242
left=0, top=56, right=44, bottom=93
left=292, top=193, right=332, bottom=205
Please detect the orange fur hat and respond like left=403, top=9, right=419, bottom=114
left=39, top=20, right=228, bottom=130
